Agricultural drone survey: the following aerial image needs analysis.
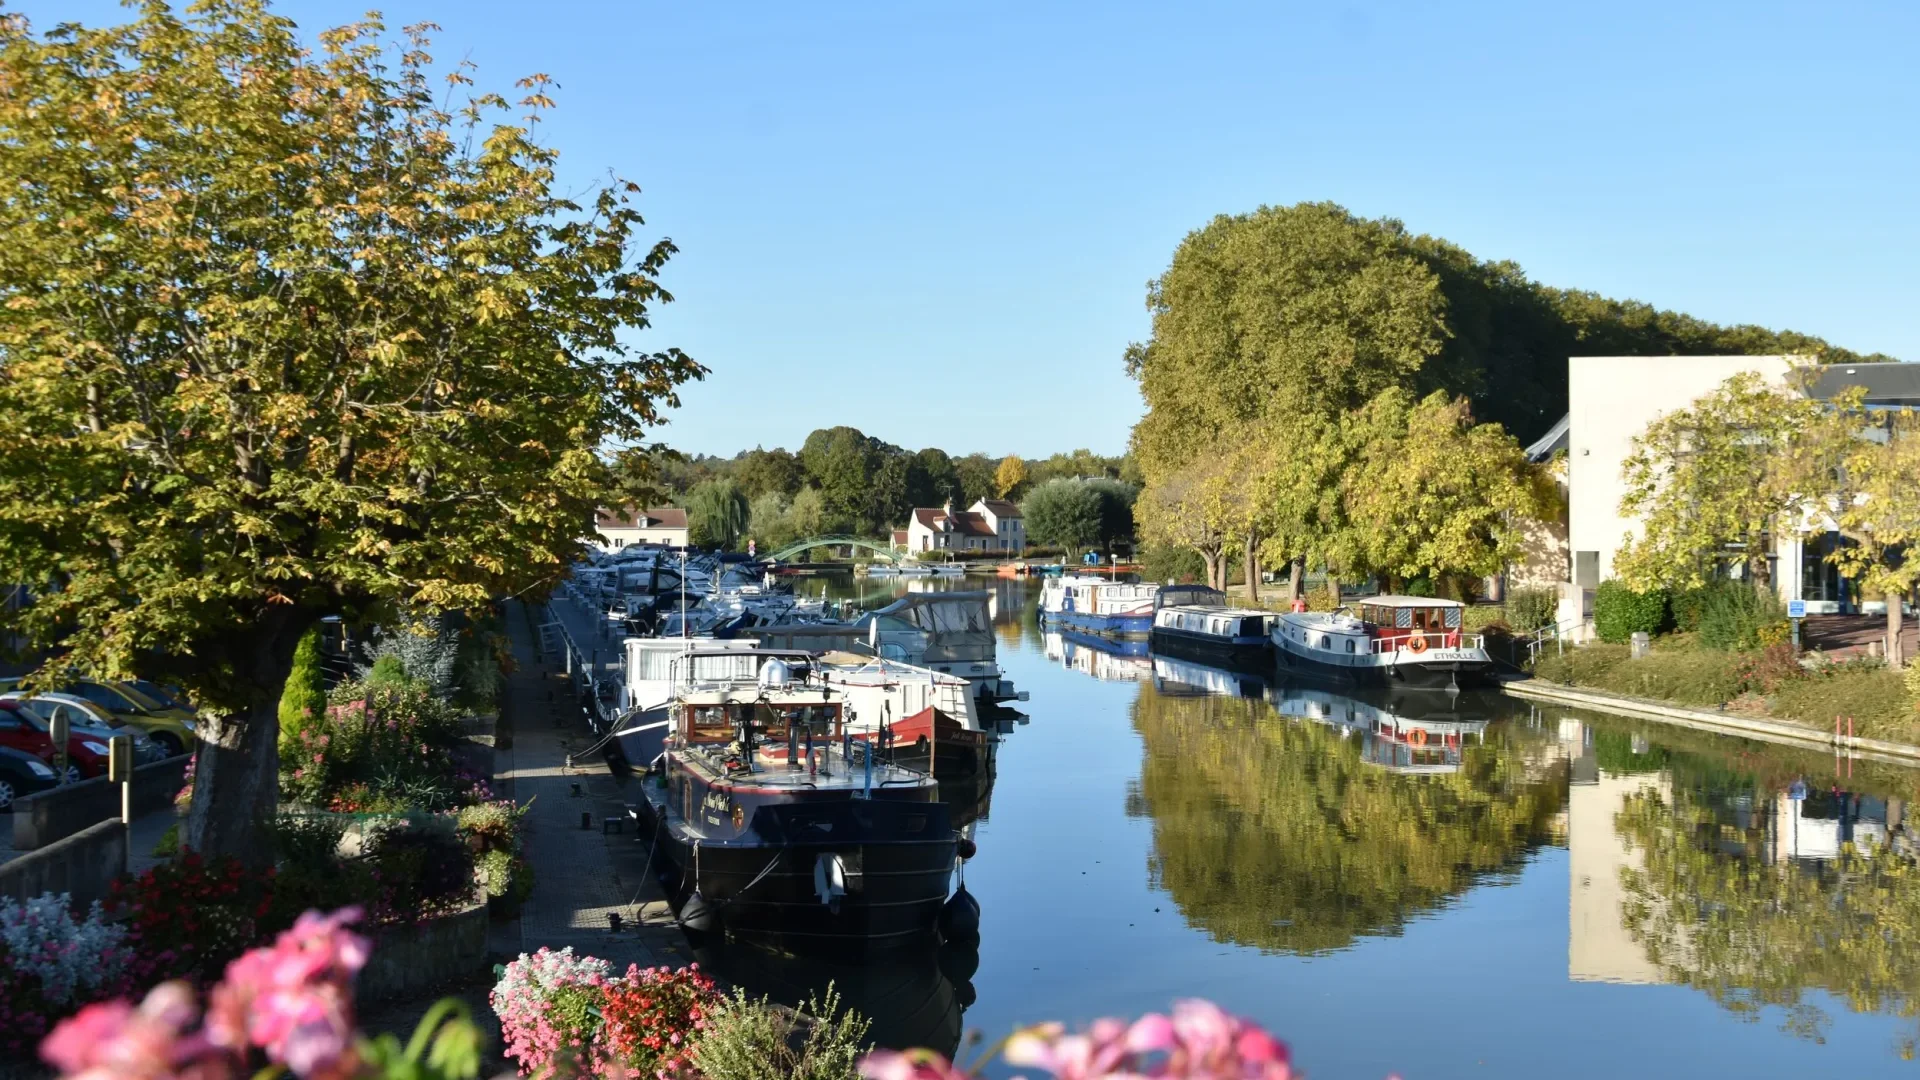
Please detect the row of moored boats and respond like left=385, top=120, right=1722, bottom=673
left=1040, top=576, right=1495, bottom=690
left=566, top=547, right=1022, bottom=952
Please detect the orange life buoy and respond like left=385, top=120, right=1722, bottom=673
left=1406, top=632, right=1429, bottom=654
left=1409, top=728, right=1428, bottom=746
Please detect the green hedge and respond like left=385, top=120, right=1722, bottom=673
left=1593, top=581, right=1668, bottom=643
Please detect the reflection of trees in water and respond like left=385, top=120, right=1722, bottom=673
left=1616, top=785, right=1920, bottom=1053
left=1129, top=685, right=1564, bottom=955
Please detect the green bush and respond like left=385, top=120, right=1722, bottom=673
left=1771, top=662, right=1915, bottom=742
left=1596, top=646, right=1748, bottom=706
left=277, top=626, right=328, bottom=742
left=367, top=653, right=408, bottom=689
left=1507, top=587, right=1557, bottom=634
left=1696, top=580, right=1786, bottom=651
left=1531, top=642, right=1631, bottom=685
left=1669, top=587, right=1708, bottom=632
left=1593, top=581, right=1668, bottom=643
left=1138, top=544, right=1204, bottom=585
left=690, top=986, right=871, bottom=1080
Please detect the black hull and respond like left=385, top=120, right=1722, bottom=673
left=644, top=796, right=956, bottom=949
left=1274, top=645, right=1492, bottom=690
left=1148, top=628, right=1272, bottom=672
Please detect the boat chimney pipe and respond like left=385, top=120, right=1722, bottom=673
left=863, top=738, right=872, bottom=796
left=787, top=721, right=799, bottom=770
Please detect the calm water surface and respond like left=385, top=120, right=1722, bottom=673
left=727, top=575, right=1920, bottom=1078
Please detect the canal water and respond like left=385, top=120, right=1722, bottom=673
left=724, top=575, right=1920, bottom=1077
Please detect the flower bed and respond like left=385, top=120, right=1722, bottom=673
left=32, top=908, right=1347, bottom=1080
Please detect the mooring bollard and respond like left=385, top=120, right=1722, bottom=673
left=580, top=811, right=592, bottom=830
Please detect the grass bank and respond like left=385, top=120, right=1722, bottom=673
left=1530, top=634, right=1918, bottom=744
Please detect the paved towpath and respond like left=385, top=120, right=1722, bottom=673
left=497, top=598, right=687, bottom=972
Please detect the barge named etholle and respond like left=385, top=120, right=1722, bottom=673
left=636, top=654, right=965, bottom=948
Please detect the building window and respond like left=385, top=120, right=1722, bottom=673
left=1574, top=551, right=1600, bottom=589
left=1802, top=532, right=1858, bottom=604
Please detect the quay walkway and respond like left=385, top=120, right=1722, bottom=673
left=496, top=597, right=688, bottom=971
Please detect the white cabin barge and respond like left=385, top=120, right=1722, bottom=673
left=1271, top=596, right=1492, bottom=690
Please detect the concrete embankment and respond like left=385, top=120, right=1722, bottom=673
left=1499, top=676, right=1920, bottom=767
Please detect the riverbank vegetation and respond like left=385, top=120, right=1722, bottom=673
left=1125, top=202, right=1885, bottom=600
left=655, top=433, right=1133, bottom=546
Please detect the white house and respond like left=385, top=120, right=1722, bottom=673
left=592, top=507, right=688, bottom=551
left=1550, top=356, right=1920, bottom=630
left=904, top=499, right=1025, bottom=554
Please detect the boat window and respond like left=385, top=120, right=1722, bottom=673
left=685, top=705, right=732, bottom=743
left=1346, top=639, right=1356, bottom=653
left=1444, top=607, right=1463, bottom=629
left=1395, top=608, right=1412, bottom=629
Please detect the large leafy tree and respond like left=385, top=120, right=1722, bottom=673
left=684, top=478, right=750, bottom=550
left=1339, top=390, right=1548, bottom=586
left=799, top=426, right=884, bottom=529
left=734, top=447, right=804, bottom=500
left=993, top=454, right=1028, bottom=500
left=1020, top=479, right=1102, bottom=553
left=1615, top=373, right=1814, bottom=592
left=908, top=447, right=961, bottom=509
left=0, top=3, right=702, bottom=858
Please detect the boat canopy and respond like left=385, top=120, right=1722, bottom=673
left=855, top=592, right=994, bottom=663
left=1355, top=596, right=1464, bottom=631
left=1154, top=585, right=1225, bottom=610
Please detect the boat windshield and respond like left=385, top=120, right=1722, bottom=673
left=682, top=701, right=841, bottom=744
left=1358, top=604, right=1462, bottom=631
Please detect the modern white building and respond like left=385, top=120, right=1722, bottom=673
left=591, top=506, right=688, bottom=551
left=904, top=498, right=1025, bottom=554
left=1544, top=356, right=1920, bottom=630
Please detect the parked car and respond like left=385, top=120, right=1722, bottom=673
left=126, top=679, right=195, bottom=715
left=54, top=680, right=196, bottom=757
left=0, top=745, right=58, bottom=811
left=0, top=696, right=162, bottom=779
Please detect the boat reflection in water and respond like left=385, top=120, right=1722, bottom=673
left=1044, top=630, right=1151, bottom=683
left=1269, top=685, right=1489, bottom=775
left=1149, top=652, right=1272, bottom=700
left=1128, top=681, right=1563, bottom=955
left=690, top=933, right=979, bottom=1056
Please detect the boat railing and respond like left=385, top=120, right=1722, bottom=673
left=1365, top=632, right=1485, bottom=656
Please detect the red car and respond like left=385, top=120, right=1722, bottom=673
left=0, top=699, right=114, bottom=782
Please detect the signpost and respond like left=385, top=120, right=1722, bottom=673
left=1788, top=598, right=1806, bottom=650
left=108, top=734, right=133, bottom=825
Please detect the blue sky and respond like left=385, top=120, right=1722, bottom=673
left=28, top=1, right=1920, bottom=458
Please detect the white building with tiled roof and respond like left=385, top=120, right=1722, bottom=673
left=905, top=499, right=1024, bottom=554
left=592, top=506, right=688, bottom=551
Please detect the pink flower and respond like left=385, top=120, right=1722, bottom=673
left=205, top=908, right=368, bottom=1079
left=41, top=982, right=226, bottom=1080
left=995, top=1001, right=1289, bottom=1080
left=860, top=1048, right=976, bottom=1080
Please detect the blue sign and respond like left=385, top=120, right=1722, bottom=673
left=1788, top=779, right=1808, bottom=802
left=1788, top=599, right=1806, bottom=619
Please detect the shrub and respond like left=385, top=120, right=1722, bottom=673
left=691, top=985, right=872, bottom=1080
left=367, top=653, right=409, bottom=690
left=0, top=895, right=131, bottom=1008
left=286, top=680, right=468, bottom=811
left=491, top=947, right=615, bottom=1076
left=109, top=851, right=274, bottom=986
left=1532, top=642, right=1631, bottom=685
left=1593, top=580, right=1668, bottom=643
left=1907, top=659, right=1920, bottom=707
left=1670, top=586, right=1709, bottom=633
left=363, top=614, right=461, bottom=698
left=601, top=965, right=720, bottom=1079
left=1697, top=580, right=1786, bottom=651
left=1507, top=587, right=1557, bottom=634
left=277, top=626, right=329, bottom=745
left=1733, top=642, right=1806, bottom=695
left=366, top=821, right=476, bottom=923
left=1772, top=662, right=1916, bottom=742
left=1596, top=646, right=1747, bottom=706
left=1138, top=544, right=1204, bottom=585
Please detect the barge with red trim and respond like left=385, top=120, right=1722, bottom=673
left=636, top=656, right=961, bottom=948
left=1271, top=596, right=1492, bottom=690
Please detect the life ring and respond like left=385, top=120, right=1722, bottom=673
left=1409, top=728, right=1428, bottom=746
left=1406, top=632, right=1429, bottom=654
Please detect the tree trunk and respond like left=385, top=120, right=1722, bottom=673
left=1889, top=590, right=1904, bottom=669
left=1244, top=531, right=1260, bottom=604
left=1288, top=557, right=1305, bottom=605
left=1326, top=573, right=1340, bottom=609
left=183, top=612, right=312, bottom=864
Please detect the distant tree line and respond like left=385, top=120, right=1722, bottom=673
left=1128, top=201, right=1892, bottom=598
left=634, top=430, right=1134, bottom=550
